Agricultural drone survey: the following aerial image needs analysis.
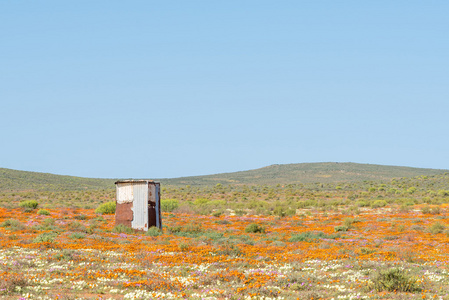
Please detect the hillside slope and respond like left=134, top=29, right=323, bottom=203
left=161, top=162, right=448, bottom=186
left=0, top=168, right=115, bottom=191
left=1, top=163, right=447, bottom=191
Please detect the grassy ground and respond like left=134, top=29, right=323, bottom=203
left=1, top=204, right=449, bottom=299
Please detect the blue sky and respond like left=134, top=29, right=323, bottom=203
left=1, top=1, right=448, bottom=179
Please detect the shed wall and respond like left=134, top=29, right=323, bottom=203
left=131, top=183, right=149, bottom=231
left=115, top=181, right=162, bottom=231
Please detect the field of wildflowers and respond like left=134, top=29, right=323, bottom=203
left=2, top=202, right=449, bottom=299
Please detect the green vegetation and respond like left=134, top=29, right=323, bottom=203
left=161, top=199, right=179, bottom=212
left=33, top=232, right=58, bottom=243
left=69, top=232, right=86, bottom=239
left=1, top=164, right=449, bottom=220
left=112, top=224, right=134, bottom=234
left=146, top=226, right=162, bottom=236
left=0, top=219, right=25, bottom=231
left=37, top=209, right=50, bottom=215
left=429, top=221, right=445, bottom=234
left=0, top=167, right=115, bottom=191
left=160, top=162, right=448, bottom=186
left=370, top=267, right=421, bottom=292
left=19, top=200, right=39, bottom=209
left=2, top=163, right=449, bottom=299
left=1, top=163, right=447, bottom=191
left=95, top=202, right=116, bottom=215
left=245, top=223, right=265, bottom=233
left=334, top=225, right=349, bottom=232
left=371, top=200, right=387, bottom=208
left=289, top=231, right=340, bottom=242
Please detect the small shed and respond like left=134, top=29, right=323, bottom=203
left=115, top=180, right=162, bottom=231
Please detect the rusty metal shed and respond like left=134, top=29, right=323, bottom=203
left=115, top=180, right=162, bottom=231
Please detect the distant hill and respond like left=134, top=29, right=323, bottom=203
left=0, top=168, right=115, bottom=191
left=1, top=163, right=447, bottom=191
left=160, top=162, right=448, bottom=186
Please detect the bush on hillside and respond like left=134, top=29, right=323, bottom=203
left=33, top=232, right=58, bottom=243
left=371, top=200, right=387, bottom=208
left=113, top=224, right=134, bottom=234
left=245, top=223, right=265, bottom=233
left=0, top=219, right=25, bottom=231
left=429, top=221, right=445, bottom=234
left=370, top=268, right=421, bottom=292
left=19, top=200, right=39, bottom=210
left=37, top=209, right=50, bottom=216
left=95, top=201, right=116, bottom=215
left=146, top=226, right=162, bottom=236
left=161, top=199, right=179, bottom=212
left=289, top=231, right=340, bottom=242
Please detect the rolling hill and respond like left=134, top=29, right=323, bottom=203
left=161, top=162, right=448, bottom=186
left=1, top=163, right=447, bottom=191
left=0, top=168, right=115, bottom=191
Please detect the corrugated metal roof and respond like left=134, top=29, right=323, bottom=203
left=115, top=180, right=156, bottom=184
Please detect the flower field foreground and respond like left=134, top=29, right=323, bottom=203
left=1, top=206, right=449, bottom=299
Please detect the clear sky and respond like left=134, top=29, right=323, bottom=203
left=1, top=1, right=448, bottom=179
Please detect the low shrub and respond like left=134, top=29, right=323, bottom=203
left=273, top=207, right=296, bottom=217
left=178, top=242, right=189, bottom=251
left=369, top=267, right=421, bottom=292
left=0, top=272, right=28, bottom=294
left=172, top=205, right=194, bottom=214
left=95, top=201, right=116, bottom=215
left=343, top=218, right=360, bottom=228
left=215, top=219, right=231, bottom=225
left=359, top=247, right=376, bottom=255
left=37, top=209, right=50, bottom=216
left=422, top=205, right=441, bottom=215
left=289, top=231, right=340, bottom=242
left=194, top=198, right=210, bottom=206
left=33, top=218, right=60, bottom=231
left=146, top=226, right=162, bottom=237
left=94, top=216, right=107, bottom=223
left=167, top=225, right=182, bottom=234
left=202, top=231, right=224, bottom=240
left=0, top=219, right=25, bottom=231
left=68, top=221, right=86, bottom=232
left=113, top=224, right=134, bottom=234
left=215, top=240, right=242, bottom=256
left=183, top=222, right=204, bottom=233
left=429, top=221, right=445, bottom=234
left=19, top=200, right=39, bottom=210
left=245, top=223, right=265, bottom=233
left=161, top=199, right=179, bottom=212
left=355, top=200, right=368, bottom=207
left=334, top=225, right=349, bottom=232
left=69, top=232, right=86, bottom=239
left=43, top=218, right=56, bottom=227
left=371, top=200, right=387, bottom=208
left=212, top=210, right=222, bottom=217
left=33, top=232, right=58, bottom=243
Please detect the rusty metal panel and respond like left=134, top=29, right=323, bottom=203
left=115, top=202, right=133, bottom=227
left=131, top=182, right=148, bottom=231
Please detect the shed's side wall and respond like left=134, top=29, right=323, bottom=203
left=155, top=183, right=162, bottom=229
left=115, top=183, right=134, bottom=227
